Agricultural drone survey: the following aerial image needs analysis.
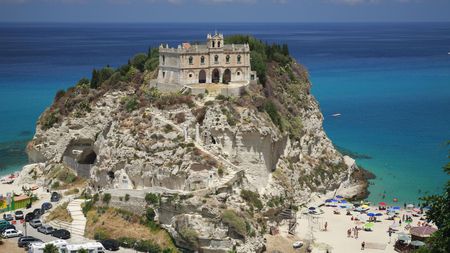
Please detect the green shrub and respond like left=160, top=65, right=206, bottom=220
left=91, top=66, right=114, bottom=89
left=102, top=193, right=111, bottom=205
left=240, top=190, right=263, bottom=210
left=262, top=100, right=283, bottom=130
left=146, top=207, right=156, bottom=222
left=179, top=228, right=198, bottom=247
left=130, top=53, right=148, bottom=72
left=121, top=96, right=139, bottom=112
left=43, top=244, right=59, bottom=253
left=51, top=181, right=60, bottom=189
left=94, top=228, right=110, bottom=240
left=125, top=194, right=130, bottom=202
left=41, top=108, right=60, bottom=130
left=145, top=193, right=160, bottom=205
left=221, top=209, right=247, bottom=236
left=54, top=89, right=66, bottom=103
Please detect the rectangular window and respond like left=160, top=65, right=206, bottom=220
left=162, top=72, right=166, bottom=78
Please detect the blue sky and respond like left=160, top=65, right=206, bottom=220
left=0, top=0, right=449, bottom=23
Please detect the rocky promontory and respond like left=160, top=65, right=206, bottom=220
left=24, top=36, right=368, bottom=252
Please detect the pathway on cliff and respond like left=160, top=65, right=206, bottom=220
left=48, top=198, right=87, bottom=242
left=149, top=108, right=243, bottom=191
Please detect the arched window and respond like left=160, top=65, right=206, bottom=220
left=214, top=55, right=219, bottom=63
left=237, top=55, right=241, bottom=64
left=188, top=56, right=193, bottom=65
left=212, top=41, right=215, bottom=48
left=218, top=41, right=221, bottom=47
left=226, top=55, right=230, bottom=63
left=162, top=55, right=165, bottom=65
left=201, top=56, right=205, bottom=64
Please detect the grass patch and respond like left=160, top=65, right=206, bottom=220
left=241, top=190, right=263, bottom=210
left=84, top=207, right=177, bottom=252
left=221, top=209, right=247, bottom=236
left=45, top=202, right=73, bottom=223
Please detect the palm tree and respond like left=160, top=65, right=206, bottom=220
left=43, top=244, right=59, bottom=253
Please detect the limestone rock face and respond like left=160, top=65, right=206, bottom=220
left=26, top=60, right=367, bottom=252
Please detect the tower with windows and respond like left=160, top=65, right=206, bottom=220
left=157, top=32, right=256, bottom=90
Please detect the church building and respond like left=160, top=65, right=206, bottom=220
left=157, top=32, right=255, bottom=88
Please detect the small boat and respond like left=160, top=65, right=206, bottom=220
left=331, top=113, right=341, bottom=117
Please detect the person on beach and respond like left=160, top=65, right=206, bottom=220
left=347, top=228, right=352, bottom=238
left=324, top=222, right=328, bottom=231
left=361, top=241, right=365, bottom=250
left=388, top=228, right=392, bottom=243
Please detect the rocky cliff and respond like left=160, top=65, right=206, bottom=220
left=25, top=38, right=367, bottom=252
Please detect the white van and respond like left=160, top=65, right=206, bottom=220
left=28, top=240, right=105, bottom=253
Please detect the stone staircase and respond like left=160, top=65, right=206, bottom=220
left=47, top=199, right=87, bottom=241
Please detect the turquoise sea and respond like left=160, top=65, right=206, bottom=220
left=0, top=23, right=449, bottom=204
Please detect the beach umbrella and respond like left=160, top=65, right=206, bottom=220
left=330, top=199, right=339, bottom=203
left=412, top=208, right=421, bottom=213
left=406, top=204, right=414, bottom=208
left=336, top=195, right=343, bottom=199
left=410, top=226, right=438, bottom=238
left=325, top=199, right=332, bottom=203
left=367, top=213, right=376, bottom=217
left=375, top=213, right=383, bottom=217
left=361, top=205, right=370, bottom=209
left=393, top=206, right=401, bottom=210
left=410, top=241, right=425, bottom=247
left=379, top=202, right=386, bottom=206
left=308, top=207, right=316, bottom=211
left=364, top=222, right=374, bottom=229
left=340, top=200, right=348, bottom=204
left=405, top=219, right=413, bottom=224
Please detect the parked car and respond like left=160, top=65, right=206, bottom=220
left=100, top=239, right=120, bottom=251
left=41, top=202, right=53, bottom=211
left=37, top=224, right=54, bottom=235
left=32, top=208, right=43, bottom=218
left=17, top=236, right=42, bottom=247
left=14, top=210, right=24, bottom=220
left=0, top=224, right=15, bottom=233
left=2, top=228, right=23, bottom=238
left=292, top=241, right=304, bottom=249
left=25, top=212, right=34, bottom=222
left=0, top=220, right=10, bottom=230
left=29, top=219, right=42, bottom=228
left=50, top=192, right=60, bottom=202
left=3, top=213, right=13, bottom=221
left=52, top=229, right=70, bottom=239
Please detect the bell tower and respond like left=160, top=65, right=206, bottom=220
left=207, top=31, right=224, bottom=49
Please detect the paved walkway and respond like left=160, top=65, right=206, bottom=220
left=48, top=198, right=87, bottom=243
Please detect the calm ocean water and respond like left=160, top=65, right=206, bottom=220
left=0, top=23, right=449, bottom=204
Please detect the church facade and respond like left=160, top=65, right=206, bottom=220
left=157, top=33, right=254, bottom=87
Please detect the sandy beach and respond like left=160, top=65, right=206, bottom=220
left=273, top=199, right=434, bottom=253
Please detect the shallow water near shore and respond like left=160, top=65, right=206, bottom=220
left=0, top=23, right=449, bottom=204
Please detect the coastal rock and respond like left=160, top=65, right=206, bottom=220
left=25, top=54, right=368, bottom=252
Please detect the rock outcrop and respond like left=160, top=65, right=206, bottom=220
left=25, top=42, right=367, bottom=252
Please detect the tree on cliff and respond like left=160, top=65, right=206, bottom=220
left=418, top=142, right=450, bottom=253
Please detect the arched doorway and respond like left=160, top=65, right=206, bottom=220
left=199, top=70, right=206, bottom=83
left=223, top=69, right=231, bottom=84
left=212, top=69, right=220, bottom=83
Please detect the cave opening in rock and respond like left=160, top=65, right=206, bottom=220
left=78, top=149, right=97, bottom=165
left=107, top=171, right=115, bottom=180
